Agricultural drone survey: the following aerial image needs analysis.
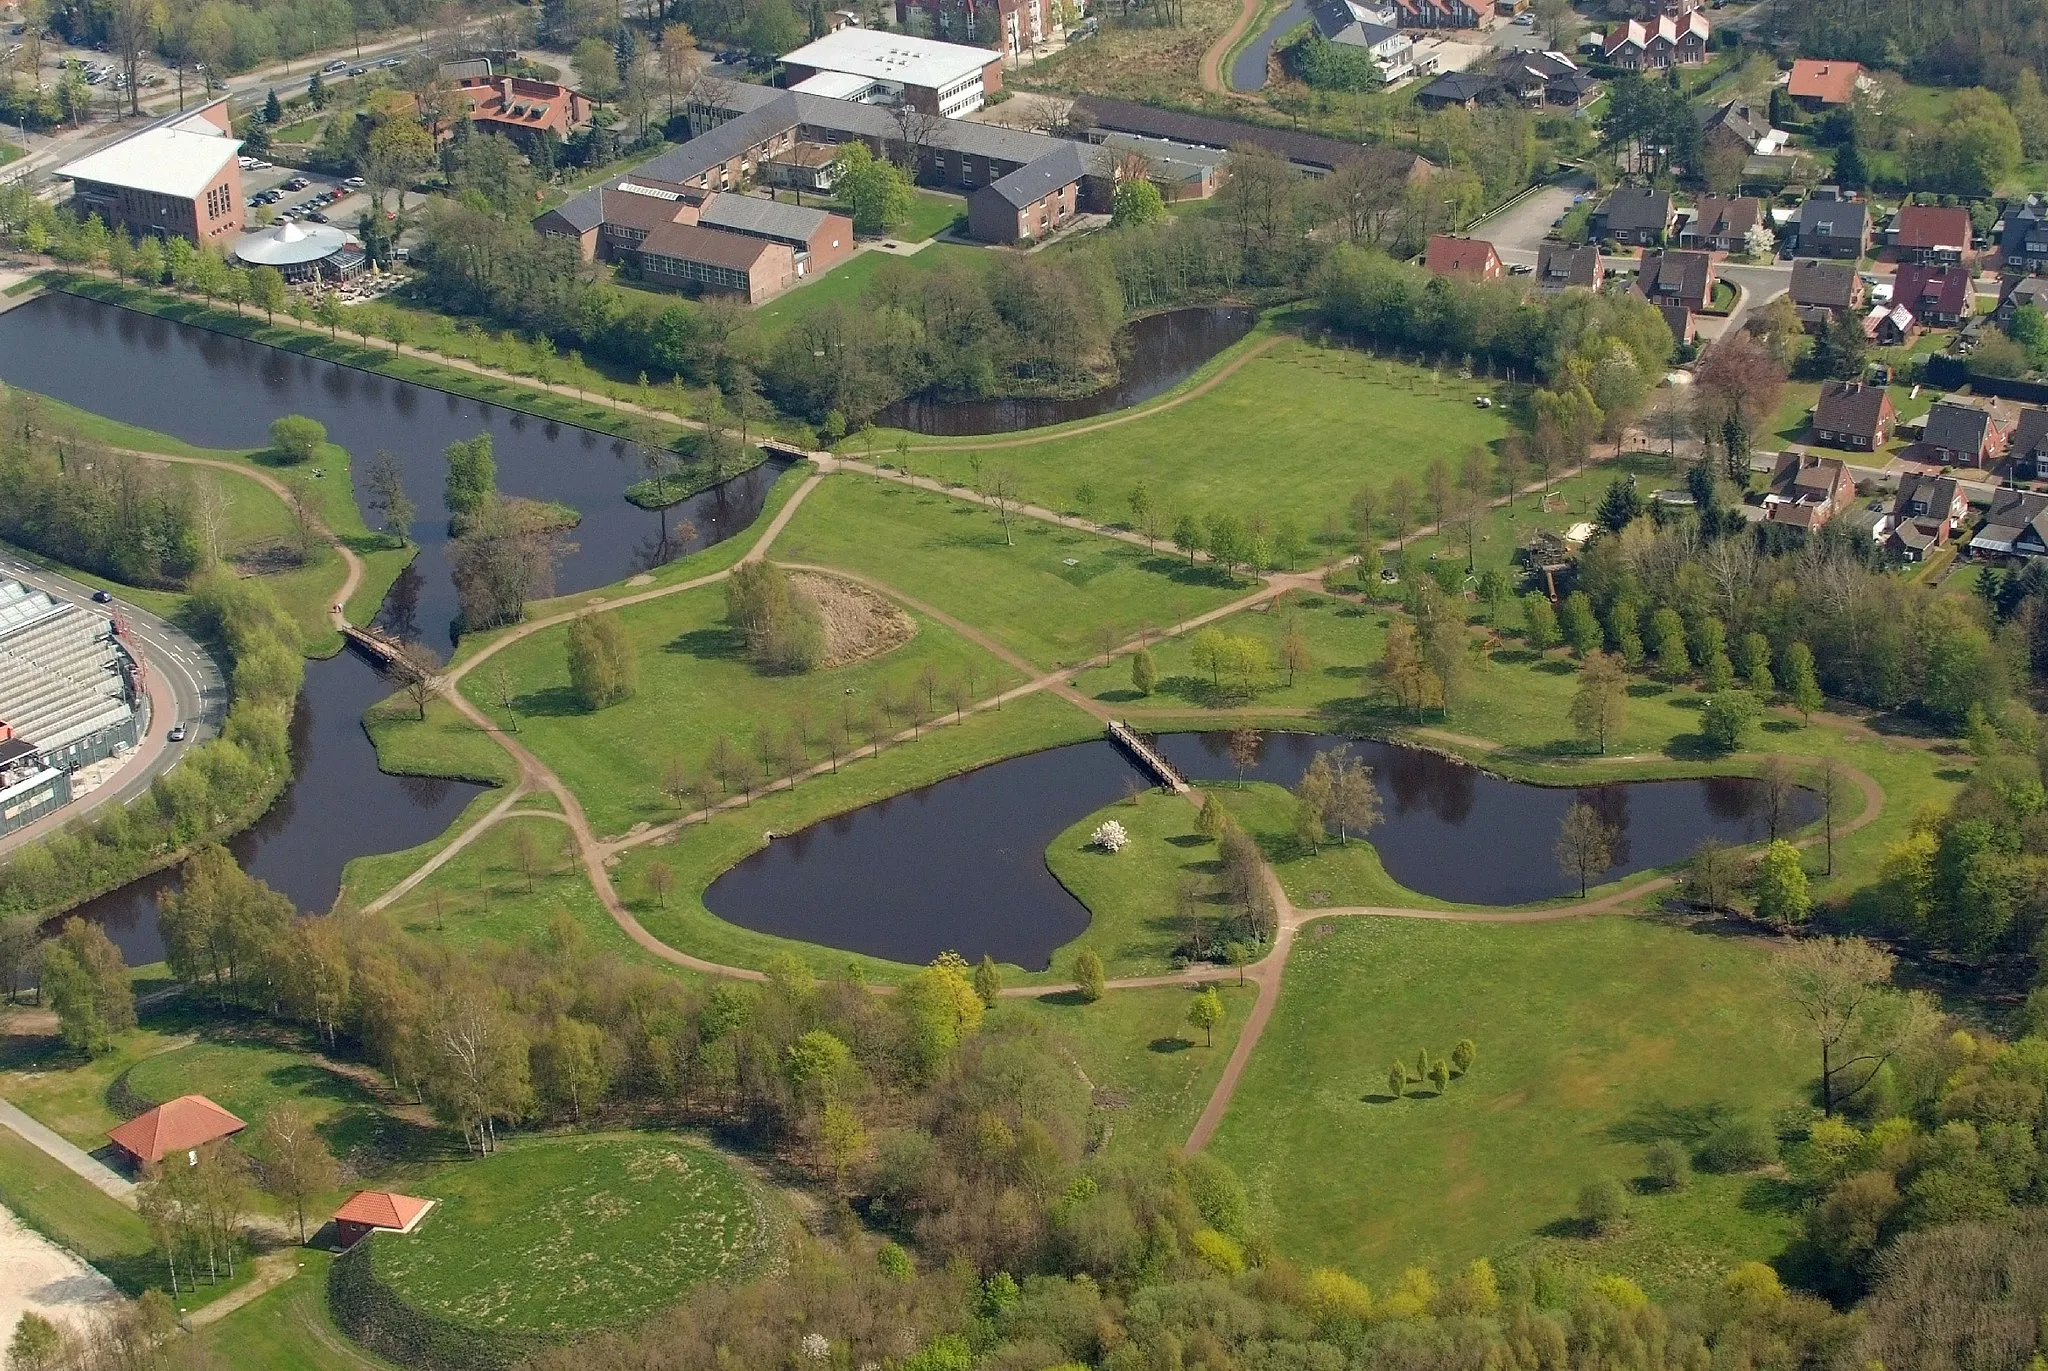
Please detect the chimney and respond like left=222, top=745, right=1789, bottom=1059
left=501, top=76, right=515, bottom=105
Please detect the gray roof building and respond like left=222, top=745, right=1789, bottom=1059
left=980, top=141, right=1093, bottom=209
left=697, top=194, right=837, bottom=246
left=0, top=580, right=137, bottom=760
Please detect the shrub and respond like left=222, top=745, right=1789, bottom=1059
left=268, top=413, right=326, bottom=464
left=1698, top=1117, right=1779, bottom=1173
left=1646, top=1138, right=1692, bottom=1191
left=1578, top=1179, right=1627, bottom=1235
left=1072, top=949, right=1105, bottom=1003
left=1700, top=691, right=1762, bottom=752
left=566, top=611, right=637, bottom=710
left=1189, top=1228, right=1245, bottom=1275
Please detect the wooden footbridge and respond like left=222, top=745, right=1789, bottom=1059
left=341, top=622, right=408, bottom=668
left=1108, top=720, right=1190, bottom=794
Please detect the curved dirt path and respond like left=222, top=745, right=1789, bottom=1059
left=1201, top=0, right=1268, bottom=94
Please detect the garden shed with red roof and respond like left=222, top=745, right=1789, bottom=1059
left=106, top=1095, right=247, bottom=1167
left=332, top=1190, right=437, bottom=1247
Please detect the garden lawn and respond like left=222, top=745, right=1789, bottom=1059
left=896, top=340, right=1511, bottom=542
left=1072, top=589, right=1384, bottom=712
left=1208, top=916, right=1811, bottom=1296
left=614, top=691, right=1100, bottom=984
left=372, top=1134, right=764, bottom=1335
left=748, top=243, right=987, bottom=338
left=826, top=189, right=961, bottom=242
left=454, top=578, right=1026, bottom=836
left=771, top=475, right=1245, bottom=670
left=994, top=979, right=1257, bottom=1159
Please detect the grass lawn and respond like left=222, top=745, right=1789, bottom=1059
left=453, top=579, right=1028, bottom=837
left=1043, top=790, right=1238, bottom=978
left=614, top=691, right=1101, bottom=984
left=372, top=1134, right=764, bottom=1335
left=124, top=1039, right=426, bottom=1178
left=191, top=1248, right=393, bottom=1371
left=771, top=474, right=1245, bottom=671
left=994, top=979, right=1257, bottom=1159
left=1213, top=780, right=1455, bottom=911
left=749, top=243, right=988, bottom=339
left=1073, top=588, right=1384, bottom=712
left=893, top=339, right=1512, bottom=542
left=1207, top=916, right=1811, bottom=1296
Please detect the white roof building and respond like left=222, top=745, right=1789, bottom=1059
left=58, top=105, right=242, bottom=201
left=779, top=29, right=998, bottom=116
left=233, top=219, right=349, bottom=268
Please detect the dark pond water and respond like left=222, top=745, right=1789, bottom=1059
left=0, top=291, right=790, bottom=653
left=703, top=732, right=1820, bottom=969
left=874, top=305, right=1258, bottom=437
left=0, top=292, right=791, bottom=961
left=1230, top=0, right=1310, bottom=92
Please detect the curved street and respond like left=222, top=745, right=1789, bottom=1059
left=0, top=550, right=228, bottom=862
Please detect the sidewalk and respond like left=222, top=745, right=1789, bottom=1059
left=0, top=1098, right=136, bottom=1205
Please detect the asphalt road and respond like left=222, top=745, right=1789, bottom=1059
left=0, top=551, right=227, bottom=862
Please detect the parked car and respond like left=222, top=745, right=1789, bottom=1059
left=285, top=176, right=310, bottom=190
left=1507, top=262, right=1533, bottom=276
left=307, top=211, right=328, bottom=223
left=91, top=589, right=112, bottom=603
left=167, top=723, right=186, bottom=742
left=323, top=58, right=347, bottom=72
left=343, top=176, right=366, bottom=189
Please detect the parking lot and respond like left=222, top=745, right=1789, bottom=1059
left=241, top=163, right=375, bottom=230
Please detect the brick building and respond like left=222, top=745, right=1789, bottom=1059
left=58, top=99, right=242, bottom=246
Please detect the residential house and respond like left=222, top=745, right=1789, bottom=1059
left=2007, top=406, right=2048, bottom=479
left=1764, top=451, right=1857, bottom=531
left=537, top=180, right=855, bottom=299
left=1812, top=379, right=1895, bottom=451
left=1660, top=303, right=1696, bottom=346
left=1795, top=190, right=1870, bottom=259
left=1972, top=487, right=2048, bottom=557
left=1495, top=50, right=1600, bottom=109
left=2002, top=194, right=2048, bottom=274
left=1068, top=95, right=1435, bottom=184
left=1998, top=275, right=2048, bottom=323
left=1678, top=195, right=1763, bottom=252
left=1309, top=0, right=1417, bottom=81
left=1535, top=240, right=1603, bottom=291
left=1887, top=472, right=1968, bottom=561
left=1602, top=12, right=1709, bottom=69
left=106, top=1095, right=247, bottom=1169
left=1393, top=0, right=1483, bottom=28
left=1425, top=233, right=1503, bottom=281
left=1892, top=263, right=1973, bottom=327
left=1887, top=204, right=1973, bottom=264
left=967, top=142, right=1088, bottom=244
left=1785, top=59, right=1861, bottom=111
left=1592, top=186, right=1672, bottom=246
left=1699, top=101, right=1784, bottom=162
left=1788, top=258, right=1863, bottom=331
left=1922, top=397, right=2015, bottom=467
left=1635, top=247, right=1714, bottom=312
left=454, top=76, right=592, bottom=153
left=1415, top=70, right=1504, bottom=110
left=1865, top=303, right=1916, bottom=345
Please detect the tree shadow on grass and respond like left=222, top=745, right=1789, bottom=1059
left=1607, top=1099, right=1735, bottom=1145
left=1627, top=681, right=1670, bottom=698
left=1166, top=834, right=1209, bottom=848
left=1536, top=1215, right=1600, bottom=1240
left=1534, top=659, right=1577, bottom=676
left=1361, top=1092, right=1402, bottom=1104
left=668, top=626, right=745, bottom=660
left=1034, top=989, right=1094, bottom=1006
left=511, top=685, right=585, bottom=718
left=1150, top=1037, right=1192, bottom=1053
left=1139, top=555, right=1238, bottom=590
left=1762, top=719, right=1800, bottom=733
left=1740, top=1175, right=1808, bottom=1216
left=1095, top=688, right=1145, bottom=703
left=1662, top=734, right=1730, bottom=762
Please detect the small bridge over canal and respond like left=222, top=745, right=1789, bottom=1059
left=1107, top=721, right=1190, bottom=794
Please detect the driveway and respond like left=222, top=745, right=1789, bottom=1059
left=1472, top=175, right=1592, bottom=259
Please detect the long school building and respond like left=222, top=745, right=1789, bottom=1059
left=0, top=581, right=143, bottom=836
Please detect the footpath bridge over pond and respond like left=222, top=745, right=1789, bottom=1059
left=1108, top=720, right=1190, bottom=794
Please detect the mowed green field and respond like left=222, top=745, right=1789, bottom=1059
left=899, top=340, right=1512, bottom=539
left=1208, top=917, right=1811, bottom=1295
left=374, top=1135, right=763, bottom=1334
left=455, top=578, right=1024, bottom=837
left=771, top=475, right=1245, bottom=669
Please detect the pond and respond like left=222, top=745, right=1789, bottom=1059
left=703, top=732, right=1820, bottom=970
left=1229, top=0, right=1311, bottom=92
left=0, top=293, right=789, bottom=960
left=873, top=305, right=1257, bottom=436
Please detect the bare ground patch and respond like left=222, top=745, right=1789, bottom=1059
left=790, top=571, right=916, bottom=668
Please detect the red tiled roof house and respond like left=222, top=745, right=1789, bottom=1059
left=1765, top=451, right=1856, bottom=531
left=333, top=1191, right=437, bottom=1247
left=1786, top=59, right=1861, bottom=110
left=106, top=1095, right=247, bottom=1168
left=456, top=76, right=593, bottom=153
left=1888, top=204, right=1973, bottom=264
left=1892, top=264, right=1973, bottom=327
left=1425, top=233, right=1502, bottom=282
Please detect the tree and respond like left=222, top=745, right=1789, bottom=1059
left=268, top=414, right=325, bottom=464
left=1783, top=641, right=1823, bottom=720
left=1578, top=1179, right=1627, bottom=1236
left=1571, top=651, right=1629, bottom=755
left=365, top=449, right=414, bottom=545
left=1753, top=840, right=1810, bottom=927
left=1808, top=308, right=1868, bottom=380
left=7, top=1313, right=65, bottom=1371
left=834, top=141, right=913, bottom=235
left=443, top=433, right=498, bottom=530
left=391, top=641, right=441, bottom=722
left=533, top=1015, right=611, bottom=1121
left=1561, top=592, right=1602, bottom=658
left=1523, top=594, right=1559, bottom=651
left=1773, top=937, right=1935, bottom=1116
left=1684, top=837, right=1739, bottom=910
left=311, top=292, right=344, bottom=338
left=646, top=861, right=677, bottom=906
left=263, top=88, right=283, bottom=124
left=366, top=117, right=436, bottom=213
left=1555, top=802, right=1614, bottom=898
left=567, top=611, right=637, bottom=709
left=108, top=0, right=164, bottom=116
left=1700, top=691, right=1761, bottom=752
left=1111, top=177, right=1168, bottom=228
left=971, top=954, right=1001, bottom=1007
left=1131, top=647, right=1157, bottom=696
left=252, top=1105, right=338, bottom=1244
left=1596, top=474, right=1643, bottom=532
left=1451, top=1038, right=1475, bottom=1074
left=1073, top=948, right=1105, bottom=1002
left=1280, top=619, right=1310, bottom=686
left=1387, top=1062, right=1406, bottom=1098
left=39, top=918, right=135, bottom=1056
left=1226, top=725, right=1261, bottom=786
left=1815, top=757, right=1845, bottom=877
left=251, top=266, right=286, bottom=322
left=1187, top=986, right=1226, bottom=1046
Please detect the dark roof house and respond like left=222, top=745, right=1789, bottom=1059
left=1536, top=240, right=1602, bottom=290
left=1892, top=264, right=1973, bottom=326
left=1922, top=398, right=2014, bottom=466
left=1634, top=247, right=1714, bottom=312
left=1679, top=194, right=1762, bottom=251
left=1765, top=451, right=1855, bottom=531
left=1593, top=186, right=1672, bottom=245
left=1972, top=488, right=2048, bottom=557
left=1812, top=379, right=1895, bottom=450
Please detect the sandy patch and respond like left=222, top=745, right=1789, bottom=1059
left=0, top=1202, right=120, bottom=1347
left=789, top=572, right=915, bottom=668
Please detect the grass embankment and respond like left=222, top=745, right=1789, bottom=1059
left=453, top=579, right=1027, bottom=837
left=190, top=1249, right=392, bottom=1371
left=12, top=390, right=410, bottom=655
left=773, top=474, right=1247, bottom=671
left=749, top=243, right=988, bottom=339
left=891, top=339, right=1511, bottom=539
left=370, top=1134, right=764, bottom=1335
left=1208, top=916, right=1812, bottom=1298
